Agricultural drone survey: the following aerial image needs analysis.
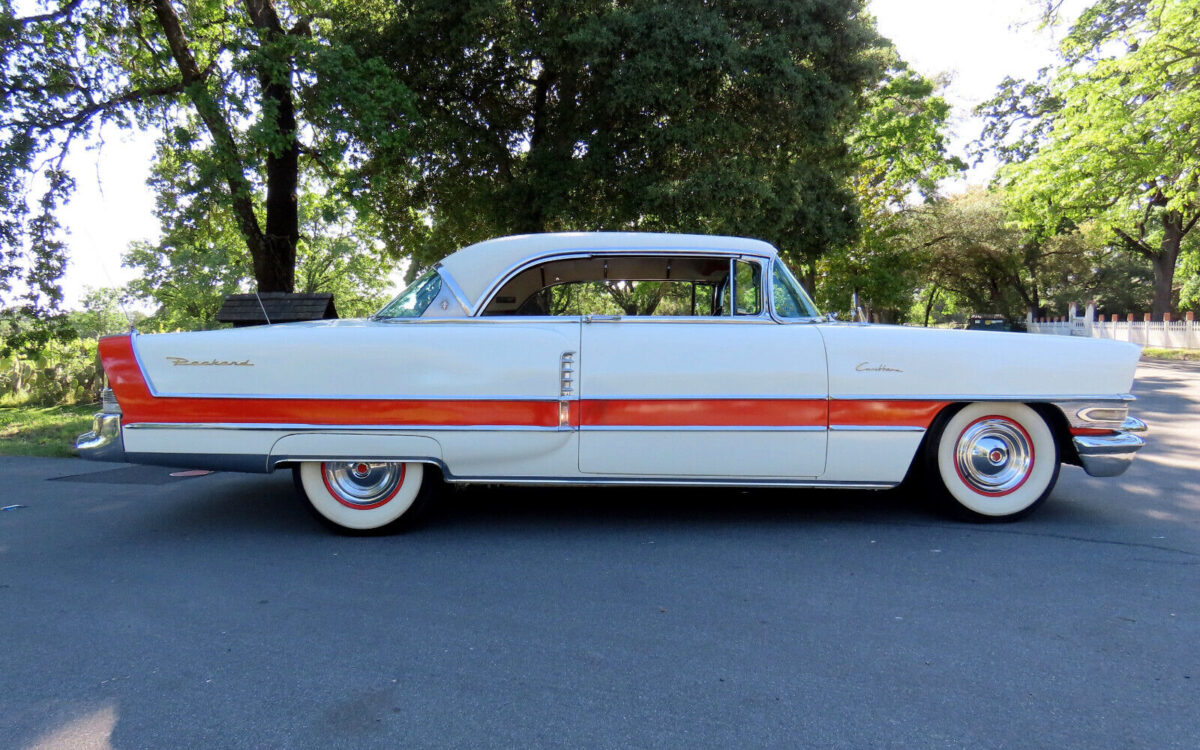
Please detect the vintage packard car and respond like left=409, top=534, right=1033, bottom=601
left=77, top=232, right=1147, bottom=531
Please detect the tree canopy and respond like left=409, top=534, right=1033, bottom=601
left=0, top=0, right=415, bottom=328
left=978, top=0, right=1200, bottom=317
left=337, top=0, right=885, bottom=272
left=816, top=49, right=964, bottom=320
left=902, top=190, right=1152, bottom=325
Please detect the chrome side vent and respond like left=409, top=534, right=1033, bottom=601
left=560, top=351, right=575, bottom=397
left=559, top=352, right=576, bottom=429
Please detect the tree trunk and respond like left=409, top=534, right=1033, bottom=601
left=1150, top=210, right=1182, bottom=318
left=513, top=201, right=547, bottom=235
left=256, top=105, right=298, bottom=292
left=257, top=51, right=298, bottom=292
left=154, top=0, right=301, bottom=294
left=253, top=234, right=296, bottom=293
left=511, top=67, right=557, bottom=235
left=246, top=0, right=299, bottom=293
left=798, top=258, right=818, bottom=302
left=153, top=0, right=274, bottom=288
left=922, top=285, right=939, bottom=327
left=1019, top=240, right=1042, bottom=322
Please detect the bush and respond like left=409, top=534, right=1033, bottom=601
left=0, top=338, right=103, bottom=407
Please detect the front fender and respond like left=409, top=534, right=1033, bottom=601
left=816, top=324, right=1141, bottom=399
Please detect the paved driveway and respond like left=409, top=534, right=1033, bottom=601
left=1, top=363, right=1197, bottom=749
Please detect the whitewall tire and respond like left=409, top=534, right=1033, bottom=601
left=926, top=403, right=1060, bottom=521
left=295, top=460, right=432, bottom=533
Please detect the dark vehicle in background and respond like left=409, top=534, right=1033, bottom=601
left=967, top=314, right=1025, bottom=332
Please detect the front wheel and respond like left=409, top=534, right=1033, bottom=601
left=924, top=403, right=1060, bottom=522
left=293, top=460, right=436, bottom=534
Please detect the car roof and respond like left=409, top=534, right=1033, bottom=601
left=436, top=232, right=779, bottom=312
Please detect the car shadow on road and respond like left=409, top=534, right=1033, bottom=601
left=132, top=470, right=1123, bottom=540
left=137, top=471, right=947, bottom=538
left=423, top=482, right=945, bottom=533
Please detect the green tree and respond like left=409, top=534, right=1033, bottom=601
left=907, top=191, right=1031, bottom=324
left=817, top=51, right=964, bottom=320
left=1, top=0, right=415, bottom=320
left=290, top=199, right=395, bottom=319
left=125, top=175, right=394, bottom=329
left=907, top=190, right=1152, bottom=324
left=338, top=0, right=883, bottom=273
left=978, top=0, right=1200, bottom=317
left=1036, top=221, right=1155, bottom=316
left=123, top=234, right=250, bottom=332
left=68, top=287, right=137, bottom=339
left=1179, top=236, right=1200, bottom=312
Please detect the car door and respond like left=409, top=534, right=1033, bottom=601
left=577, top=258, right=828, bottom=478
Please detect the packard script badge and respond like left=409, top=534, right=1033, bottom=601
left=167, top=357, right=254, bottom=367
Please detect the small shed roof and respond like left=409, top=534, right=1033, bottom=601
left=216, top=292, right=338, bottom=326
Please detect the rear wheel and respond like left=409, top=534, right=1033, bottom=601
left=925, top=403, right=1059, bottom=522
left=293, top=460, right=436, bottom=534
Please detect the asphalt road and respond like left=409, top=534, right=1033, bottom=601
left=1, top=362, right=1197, bottom=750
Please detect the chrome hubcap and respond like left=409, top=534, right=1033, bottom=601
left=954, top=418, right=1033, bottom=495
left=322, top=461, right=404, bottom=508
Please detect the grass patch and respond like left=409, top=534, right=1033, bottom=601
left=1142, top=347, right=1200, bottom=362
left=0, top=403, right=97, bottom=458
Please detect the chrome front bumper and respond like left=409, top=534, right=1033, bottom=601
left=75, top=412, right=126, bottom=463
left=1072, top=417, right=1147, bottom=477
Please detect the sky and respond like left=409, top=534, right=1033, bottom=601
left=52, top=0, right=1089, bottom=310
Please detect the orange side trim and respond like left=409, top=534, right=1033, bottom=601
left=828, top=400, right=949, bottom=429
left=580, top=398, right=828, bottom=427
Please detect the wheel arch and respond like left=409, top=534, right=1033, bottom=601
left=276, top=456, right=449, bottom=480
left=899, top=401, right=966, bottom=486
left=267, top=432, right=446, bottom=474
left=1029, top=401, right=1080, bottom=468
left=900, top=400, right=1072, bottom=485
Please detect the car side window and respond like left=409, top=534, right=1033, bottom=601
left=734, top=260, right=762, bottom=315
left=482, top=256, right=734, bottom=317
left=772, top=262, right=804, bottom=318
left=528, top=280, right=722, bottom=316
left=770, top=259, right=820, bottom=318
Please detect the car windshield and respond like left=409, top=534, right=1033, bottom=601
left=375, top=269, right=442, bottom=319
left=771, top=259, right=820, bottom=318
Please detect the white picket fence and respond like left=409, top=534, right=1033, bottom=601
left=1026, top=304, right=1200, bottom=349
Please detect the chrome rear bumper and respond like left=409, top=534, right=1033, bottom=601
left=75, top=412, right=126, bottom=463
left=1072, top=417, right=1147, bottom=477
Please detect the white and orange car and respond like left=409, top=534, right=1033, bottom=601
left=78, top=232, right=1146, bottom=531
